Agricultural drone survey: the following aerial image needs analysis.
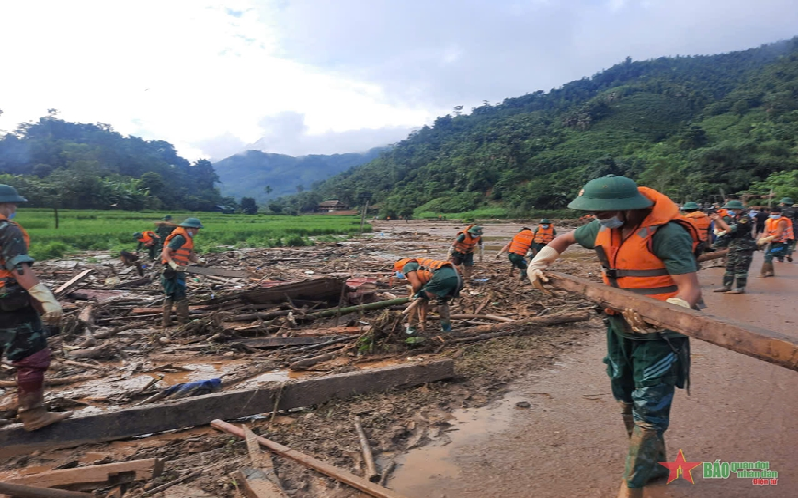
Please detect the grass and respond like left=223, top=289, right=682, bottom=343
left=14, top=209, right=370, bottom=261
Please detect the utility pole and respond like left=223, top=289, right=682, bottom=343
left=360, top=200, right=369, bottom=234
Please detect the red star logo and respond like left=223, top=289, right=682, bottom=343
left=659, top=449, right=702, bottom=484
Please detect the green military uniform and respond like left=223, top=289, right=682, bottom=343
left=712, top=210, right=755, bottom=292
left=161, top=232, right=189, bottom=301
left=401, top=261, right=462, bottom=333
left=530, top=222, right=557, bottom=256
left=507, top=253, right=528, bottom=279
left=568, top=179, right=694, bottom=492
left=779, top=198, right=796, bottom=262
left=451, top=234, right=482, bottom=266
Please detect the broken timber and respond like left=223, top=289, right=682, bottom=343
left=54, top=269, right=93, bottom=298
left=546, top=271, right=798, bottom=371
left=185, top=266, right=250, bottom=278
left=232, top=337, right=337, bottom=348
left=0, top=360, right=454, bottom=457
left=4, top=458, right=163, bottom=488
left=0, top=483, right=92, bottom=498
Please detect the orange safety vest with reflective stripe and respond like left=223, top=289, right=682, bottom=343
left=0, top=214, right=30, bottom=291
left=508, top=230, right=534, bottom=255
left=161, top=227, right=194, bottom=266
left=402, top=257, right=453, bottom=285
left=716, top=208, right=729, bottom=218
left=453, top=231, right=480, bottom=254
left=594, top=187, right=685, bottom=302
left=683, top=211, right=711, bottom=243
left=766, top=217, right=793, bottom=243
left=137, top=231, right=159, bottom=246
left=533, top=226, right=555, bottom=244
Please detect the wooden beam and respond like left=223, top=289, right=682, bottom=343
left=546, top=271, right=798, bottom=371
left=5, top=459, right=163, bottom=488
left=232, top=337, right=336, bottom=348
left=234, top=470, right=288, bottom=498
left=0, top=360, right=454, bottom=457
left=54, top=269, right=93, bottom=298
left=185, top=266, right=249, bottom=278
left=449, top=312, right=591, bottom=337
left=0, top=483, right=92, bottom=498
left=213, top=420, right=410, bottom=498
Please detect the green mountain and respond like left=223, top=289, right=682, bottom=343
left=0, top=115, right=226, bottom=211
left=287, top=37, right=798, bottom=217
left=213, top=147, right=389, bottom=203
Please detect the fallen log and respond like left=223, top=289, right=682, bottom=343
left=0, top=360, right=454, bottom=457
left=4, top=458, right=163, bottom=488
left=0, top=482, right=92, bottom=498
left=243, top=277, right=345, bottom=305
left=289, top=353, right=336, bottom=371
left=449, top=314, right=513, bottom=323
left=212, top=420, right=410, bottom=498
left=54, top=269, right=93, bottom=298
left=354, top=416, right=380, bottom=482
left=546, top=271, right=798, bottom=371
left=233, top=337, right=338, bottom=349
left=114, top=276, right=152, bottom=289
left=303, top=298, right=411, bottom=320
left=451, top=312, right=592, bottom=337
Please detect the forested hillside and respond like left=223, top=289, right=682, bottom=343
left=0, top=113, right=228, bottom=211
left=286, top=38, right=798, bottom=217
left=213, top=147, right=387, bottom=203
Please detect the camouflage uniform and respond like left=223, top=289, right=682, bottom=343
left=0, top=221, right=48, bottom=362
left=154, top=221, right=177, bottom=256
left=713, top=214, right=756, bottom=290
left=507, top=253, right=528, bottom=280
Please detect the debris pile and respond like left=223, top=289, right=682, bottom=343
left=0, top=220, right=601, bottom=497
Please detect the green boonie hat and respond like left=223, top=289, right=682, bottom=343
left=780, top=197, right=794, bottom=205
left=682, top=202, right=700, bottom=210
left=723, top=200, right=745, bottom=209
left=133, top=232, right=143, bottom=239
left=163, top=215, right=173, bottom=221
left=467, top=225, right=483, bottom=235
left=567, top=175, right=653, bottom=211
left=0, top=185, right=28, bottom=203
left=179, top=217, right=204, bottom=229
left=540, top=219, right=551, bottom=224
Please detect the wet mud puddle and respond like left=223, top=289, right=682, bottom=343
left=391, top=392, right=530, bottom=496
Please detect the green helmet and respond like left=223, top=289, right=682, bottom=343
left=179, top=217, right=204, bottom=229
left=723, top=200, right=745, bottom=210
left=133, top=232, right=144, bottom=239
left=780, top=197, right=794, bottom=205
left=681, top=202, right=700, bottom=211
left=540, top=219, right=551, bottom=224
left=467, top=225, right=483, bottom=236
left=0, top=185, right=28, bottom=203
left=163, top=215, right=173, bottom=221
left=567, top=175, right=653, bottom=211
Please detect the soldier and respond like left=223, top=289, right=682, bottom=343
left=495, top=227, right=534, bottom=281
left=0, top=185, right=72, bottom=431
left=778, top=198, right=796, bottom=262
left=161, top=218, right=205, bottom=326
left=447, top=224, right=483, bottom=280
left=133, top=230, right=161, bottom=262
left=525, top=176, right=699, bottom=498
left=710, top=200, right=755, bottom=293
left=531, top=219, right=557, bottom=256
left=681, top=202, right=712, bottom=253
left=394, top=257, right=462, bottom=334
left=757, top=207, right=793, bottom=277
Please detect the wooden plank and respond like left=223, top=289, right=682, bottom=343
left=214, top=421, right=409, bottom=498
left=354, top=416, right=380, bottom=482
left=5, top=458, right=163, bottom=488
left=185, top=266, right=249, bottom=278
left=233, top=470, right=288, bottom=498
left=54, top=269, right=93, bottom=298
left=242, top=277, right=345, bottom=305
left=546, top=271, right=798, bottom=371
left=0, top=360, right=454, bottom=457
left=0, top=482, right=92, bottom=498
left=233, top=337, right=334, bottom=348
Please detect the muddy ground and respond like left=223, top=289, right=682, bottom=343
left=0, top=219, right=619, bottom=497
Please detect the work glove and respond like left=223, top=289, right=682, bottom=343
left=527, top=245, right=560, bottom=287
left=757, top=236, right=775, bottom=246
left=446, top=246, right=455, bottom=259
left=666, top=297, right=691, bottom=309
left=28, top=283, right=63, bottom=325
left=168, top=261, right=186, bottom=272
left=197, top=257, right=207, bottom=265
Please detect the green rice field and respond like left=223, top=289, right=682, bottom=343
left=13, top=209, right=370, bottom=261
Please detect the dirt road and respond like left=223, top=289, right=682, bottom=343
left=391, top=251, right=797, bottom=498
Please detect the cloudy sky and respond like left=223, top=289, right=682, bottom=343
left=1, top=0, right=797, bottom=161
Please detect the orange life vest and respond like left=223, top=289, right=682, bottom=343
left=766, top=216, right=793, bottom=243
left=0, top=214, right=31, bottom=291
left=453, top=226, right=481, bottom=254
left=716, top=208, right=729, bottom=218
left=161, top=227, right=194, bottom=266
left=413, top=257, right=453, bottom=284
left=137, top=231, right=159, bottom=246
left=594, top=187, right=688, bottom=302
left=508, top=230, right=534, bottom=255
left=533, top=225, right=555, bottom=244
left=683, top=211, right=711, bottom=243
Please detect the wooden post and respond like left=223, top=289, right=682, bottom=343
left=354, top=416, right=380, bottom=482
left=360, top=200, right=369, bottom=234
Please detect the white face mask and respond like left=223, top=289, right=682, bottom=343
left=186, top=230, right=195, bottom=238
left=599, top=216, right=624, bottom=229
left=727, top=210, right=736, bottom=216
left=770, top=214, right=781, bottom=220
left=541, top=224, right=550, bottom=229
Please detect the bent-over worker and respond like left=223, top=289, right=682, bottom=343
left=526, top=175, right=701, bottom=498
left=0, top=185, right=72, bottom=431
left=496, top=227, right=534, bottom=281
left=134, top=230, right=161, bottom=261
left=447, top=224, right=483, bottom=281
left=394, top=257, right=462, bottom=334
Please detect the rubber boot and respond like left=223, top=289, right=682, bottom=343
left=463, top=266, right=473, bottom=281
left=13, top=349, right=72, bottom=431
left=162, top=298, right=173, bottom=327
left=175, top=298, right=190, bottom=325
left=759, top=262, right=775, bottom=278
left=714, top=275, right=733, bottom=292
left=620, top=402, right=634, bottom=438
left=616, top=481, right=643, bottom=498
left=439, top=301, right=452, bottom=333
